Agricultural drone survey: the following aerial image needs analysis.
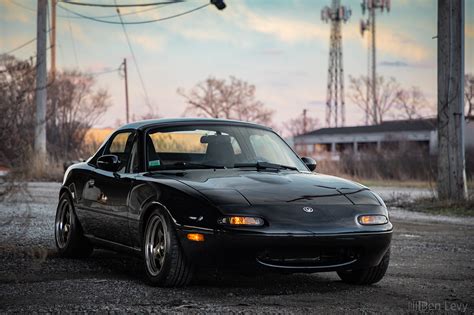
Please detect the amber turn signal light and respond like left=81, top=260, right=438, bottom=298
left=187, top=233, right=205, bottom=242
left=217, top=216, right=264, bottom=226
left=358, top=215, right=388, bottom=225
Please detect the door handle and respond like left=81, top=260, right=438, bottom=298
left=87, top=179, right=95, bottom=188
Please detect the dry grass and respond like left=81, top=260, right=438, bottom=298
left=316, top=160, right=353, bottom=179
left=21, top=154, right=64, bottom=182
left=389, top=196, right=474, bottom=217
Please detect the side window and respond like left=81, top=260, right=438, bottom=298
left=104, top=131, right=134, bottom=173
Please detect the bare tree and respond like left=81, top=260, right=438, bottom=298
left=47, top=70, right=110, bottom=159
left=466, top=73, right=474, bottom=118
left=178, top=76, right=274, bottom=126
left=284, top=111, right=320, bottom=137
left=394, top=86, right=430, bottom=120
left=0, top=55, right=111, bottom=167
left=0, top=55, right=37, bottom=167
left=349, top=75, right=400, bottom=125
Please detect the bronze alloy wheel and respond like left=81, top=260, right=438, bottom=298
left=144, top=214, right=168, bottom=276
left=142, top=209, right=194, bottom=286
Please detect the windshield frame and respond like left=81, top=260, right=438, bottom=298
left=143, top=123, right=309, bottom=172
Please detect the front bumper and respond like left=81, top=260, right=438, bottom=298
left=177, top=227, right=392, bottom=272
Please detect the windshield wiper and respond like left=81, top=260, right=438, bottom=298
left=172, top=162, right=226, bottom=169
left=234, top=161, right=298, bottom=171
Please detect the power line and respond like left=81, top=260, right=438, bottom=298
left=57, top=3, right=210, bottom=25
left=87, top=67, right=120, bottom=76
left=8, top=0, right=37, bottom=13
left=9, top=0, right=170, bottom=19
left=114, top=2, right=152, bottom=110
left=59, top=0, right=183, bottom=8
left=65, top=9, right=80, bottom=67
left=1, top=38, right=37, bottom=55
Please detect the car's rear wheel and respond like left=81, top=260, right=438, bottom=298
left=337, top=248, right=390, bottom=285
left=55, top=192, right=93, bottom=258
left=143, top=208, right=194, bottom=287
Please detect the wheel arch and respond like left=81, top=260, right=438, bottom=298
left=59, top=186, right=71, bottom=200
left=139, top=201, right=180, bottom=240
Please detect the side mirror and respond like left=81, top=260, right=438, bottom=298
left=301, top=157, right=317, bottom=171
left=97, top=154, right=121, bottom=172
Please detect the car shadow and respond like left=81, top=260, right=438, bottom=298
left=45, top=249, right=370, bottom=297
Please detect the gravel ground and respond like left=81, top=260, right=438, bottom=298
left=0, top=182, right=473, bottom=313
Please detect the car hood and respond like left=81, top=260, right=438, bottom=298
left=169, top=170, right=382, bottom=206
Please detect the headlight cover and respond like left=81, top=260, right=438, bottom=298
left=217, top=216, right=265, bottom=226
left=358, top=214, right=388, bottom=225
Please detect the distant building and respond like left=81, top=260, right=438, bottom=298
left=293, top=118, right=474, bottom=160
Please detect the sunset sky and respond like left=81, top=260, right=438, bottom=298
left=1, top=0, right=473, bottom=130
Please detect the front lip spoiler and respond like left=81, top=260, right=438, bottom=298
left=256, top=258, right=358, bottom=270
left=213, top=229, right=394, bottom=237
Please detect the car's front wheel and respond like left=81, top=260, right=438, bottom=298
left=337, top=248, right=390, bottom=285
left=143, top=208, right=194, bottom=287
left=54, top=192, right=93, bottom=258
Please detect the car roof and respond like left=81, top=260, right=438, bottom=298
left=117, top=118, right=272, bottom=131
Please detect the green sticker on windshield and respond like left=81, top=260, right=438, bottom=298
left=148, top=160, right=161, bottom=167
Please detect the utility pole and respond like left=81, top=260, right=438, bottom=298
left=122, top=58, right=130, bottom=124
left=50, top=0, right=57, bottom=81
left=35, top=0, right=48, bottom=156
left=437, top=0, right=467, bottom=201
left=321, top=0, right=351, bottom=127
left=360, top=0, right=390, bottom=125
left=303, top=109, right=308, bottom=134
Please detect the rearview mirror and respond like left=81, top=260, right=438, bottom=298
left=97, top=154, right=121, bottom=172
left=301, top=157, right=317, bottom=171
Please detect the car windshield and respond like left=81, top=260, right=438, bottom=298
left=146, top=124, right=307, bottom=171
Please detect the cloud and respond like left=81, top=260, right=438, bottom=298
left=132, top=34, right=165, bottom=52
left=0, top=0, right=32, bottom=24
left=233, top=5, right=327, bottom=43
left=378, top=30, right=430, bottom=61
left=174, top=27, right=230, bottom=42
left=225, top=2, right=431, bottom=64
left=354, top=25, right=431, bottom=62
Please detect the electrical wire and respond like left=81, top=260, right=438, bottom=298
left=114, top=2, right=152, bottom=109
left=65, top=9, right=80, bottom=67
left=9, top=0, right=171, bottom=20
left=57, top=3, right=210, bottom=25
left=1, top=38, right=37, bottom=55
left=87, top=68, right=120, bottom=76
left=59, top=0, right=183, bottom=8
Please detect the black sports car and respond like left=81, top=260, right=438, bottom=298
left=55, top=118, right=392, bottom=287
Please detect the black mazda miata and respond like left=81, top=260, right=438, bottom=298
left=55, top=118, right=392, bottom=286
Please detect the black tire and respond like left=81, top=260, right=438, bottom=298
left=142, top=208, right=194, bottom=287
left=337, top=248, right=390, bottom=285
left=54, top=192, right=93, bottom=258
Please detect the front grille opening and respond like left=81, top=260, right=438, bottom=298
left=257, top=247, right=359, bottom=267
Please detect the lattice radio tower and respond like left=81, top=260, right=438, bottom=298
left=321, top=0, right=351, bottom=127
left=360, top=0, right=391, bottom=125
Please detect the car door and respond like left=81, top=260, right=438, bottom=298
left=83, top=130, right=136, bottom=245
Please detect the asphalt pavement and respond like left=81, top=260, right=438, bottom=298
left=0, top=182, right=472, bottom=313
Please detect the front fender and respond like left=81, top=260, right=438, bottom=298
left=128, top=179, right=222, bottom=248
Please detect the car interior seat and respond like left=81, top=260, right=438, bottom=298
left=201, top=134, right=235, bottom=167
